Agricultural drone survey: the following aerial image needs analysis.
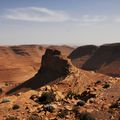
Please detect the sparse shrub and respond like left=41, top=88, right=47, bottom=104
left=5, top=116, right=18, bottom=120
left=72, top=105, right=79, bottom=114
left=57, top=109, right=69, bottom=118
left=76, top=112, right=95, bottom=120
left=74, top=94, right=81, bottom=100
left=110, top=102, right=118, bottom=109
left=103, top=82, right=110, bottom=89
left=0, top=88, right=3, bottom=95
left=2, top=98, right=10, bottom=103
left=79, top=91, right=96, bottom=102
left=76, top=100, right=86, bottom=106
left=95, top=80, right=102, bottom=85
left=12, top=104, right=20, bottom=110
left=38, top=91, right=56, bottom=104
left=109, top=98, right=120, bottom=109
left=43, top=104, right=55, bottom=113
left=108, top=108, right=114, bottom=114
left=5, top=82, right=9, bottom=86
left=66, top=91, right=75, bottom=99
left=27, top=114, right=42, bottom=120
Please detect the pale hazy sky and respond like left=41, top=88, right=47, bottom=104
left=0, top=0, right=120, bottom=45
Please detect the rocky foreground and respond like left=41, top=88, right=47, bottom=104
left=0, top=48, right=120, bottom=120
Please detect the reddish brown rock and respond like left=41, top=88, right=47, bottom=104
left=82, top=43, right=120, bottom=77
left=6, top=49, right=72, bottom=95
left=69, top=45, right=98, bottom=68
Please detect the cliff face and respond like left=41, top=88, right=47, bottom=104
left=69, top=45, right=98, bottom=68
left=6, top=49, right=72, bottom=95
left=82, top=43, right=120, bottom=77
left=40, top=49, right=70, bottom=76
left=48, top=45, right=74, bottom=56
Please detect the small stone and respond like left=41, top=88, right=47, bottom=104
left=45, top=86, right=51, bottom=91
left=12, top=104, right=20, bottom=110
left=43, top=104, right=55, bottom=113
left=40, top=111, right=45, bottom=116
left=1, top=98, right=10, bottom=103
left=55, top=91, right=64, bottom=100
left=102, top=104, right=109, bottom=110
left=30, top=94, right=39, bottom=101
left=16, top=92, right=22, bottom=96
left=86, top=109, right=94, bottom=113
left=25, top=106, right=29, bottom=110
left=76, top=100, right=86, bottom=106
left=51, top=104, right=57, bottom=109
left=65, top=105, right=72, bottom=110
left=89, top=98, right=95, bottom=103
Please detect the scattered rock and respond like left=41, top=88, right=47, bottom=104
left=27, top=113, right=42, bottom=120
left=30, top=94, right=39, bottom=101
left=5, top=116, right=19, bottom=120
left=109, top=98, right=120, bottom=109
left=66, top=91, right=75, bottom=99
left=1, top=98, right=10, bottom=103
left=76, top=100, right=86, bottom=106
left=45, top=86, right=51, bottom=91
left=88, top=98, right=95, bottom=103
left=12, top=104, right=20, bottom=110
left=57, top=109, right=69, bottom=118
left=16, top=92, right=22, bottom=96
left=43, top=104, right=55, bottom=113
left=75, top=112, right=96, bottom=120
left=55, top=91, right=64, bottom=100
left=79, top=91, right=96, bottom=102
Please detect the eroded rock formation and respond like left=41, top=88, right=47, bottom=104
left=6, top=49, right=72, bottom=95
left=82, top=43, right=120, bottom=77
left=69, top=45, right=98, bottom=68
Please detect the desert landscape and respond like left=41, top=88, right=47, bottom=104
left=0, top=0, right=120, bottom=120
left=0, top=43, right=120, bottom=120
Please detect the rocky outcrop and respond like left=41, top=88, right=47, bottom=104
left=0, top=45, right=73, bottom=84
left=6, top=49, right=72, bottom=95
left=48, top=45, right=74, bottom=56
left=40, top=49, right=71, bottom=77
left=82, top=43, right=120, bottom=77
left=6, top=48, right=109, bottom=96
